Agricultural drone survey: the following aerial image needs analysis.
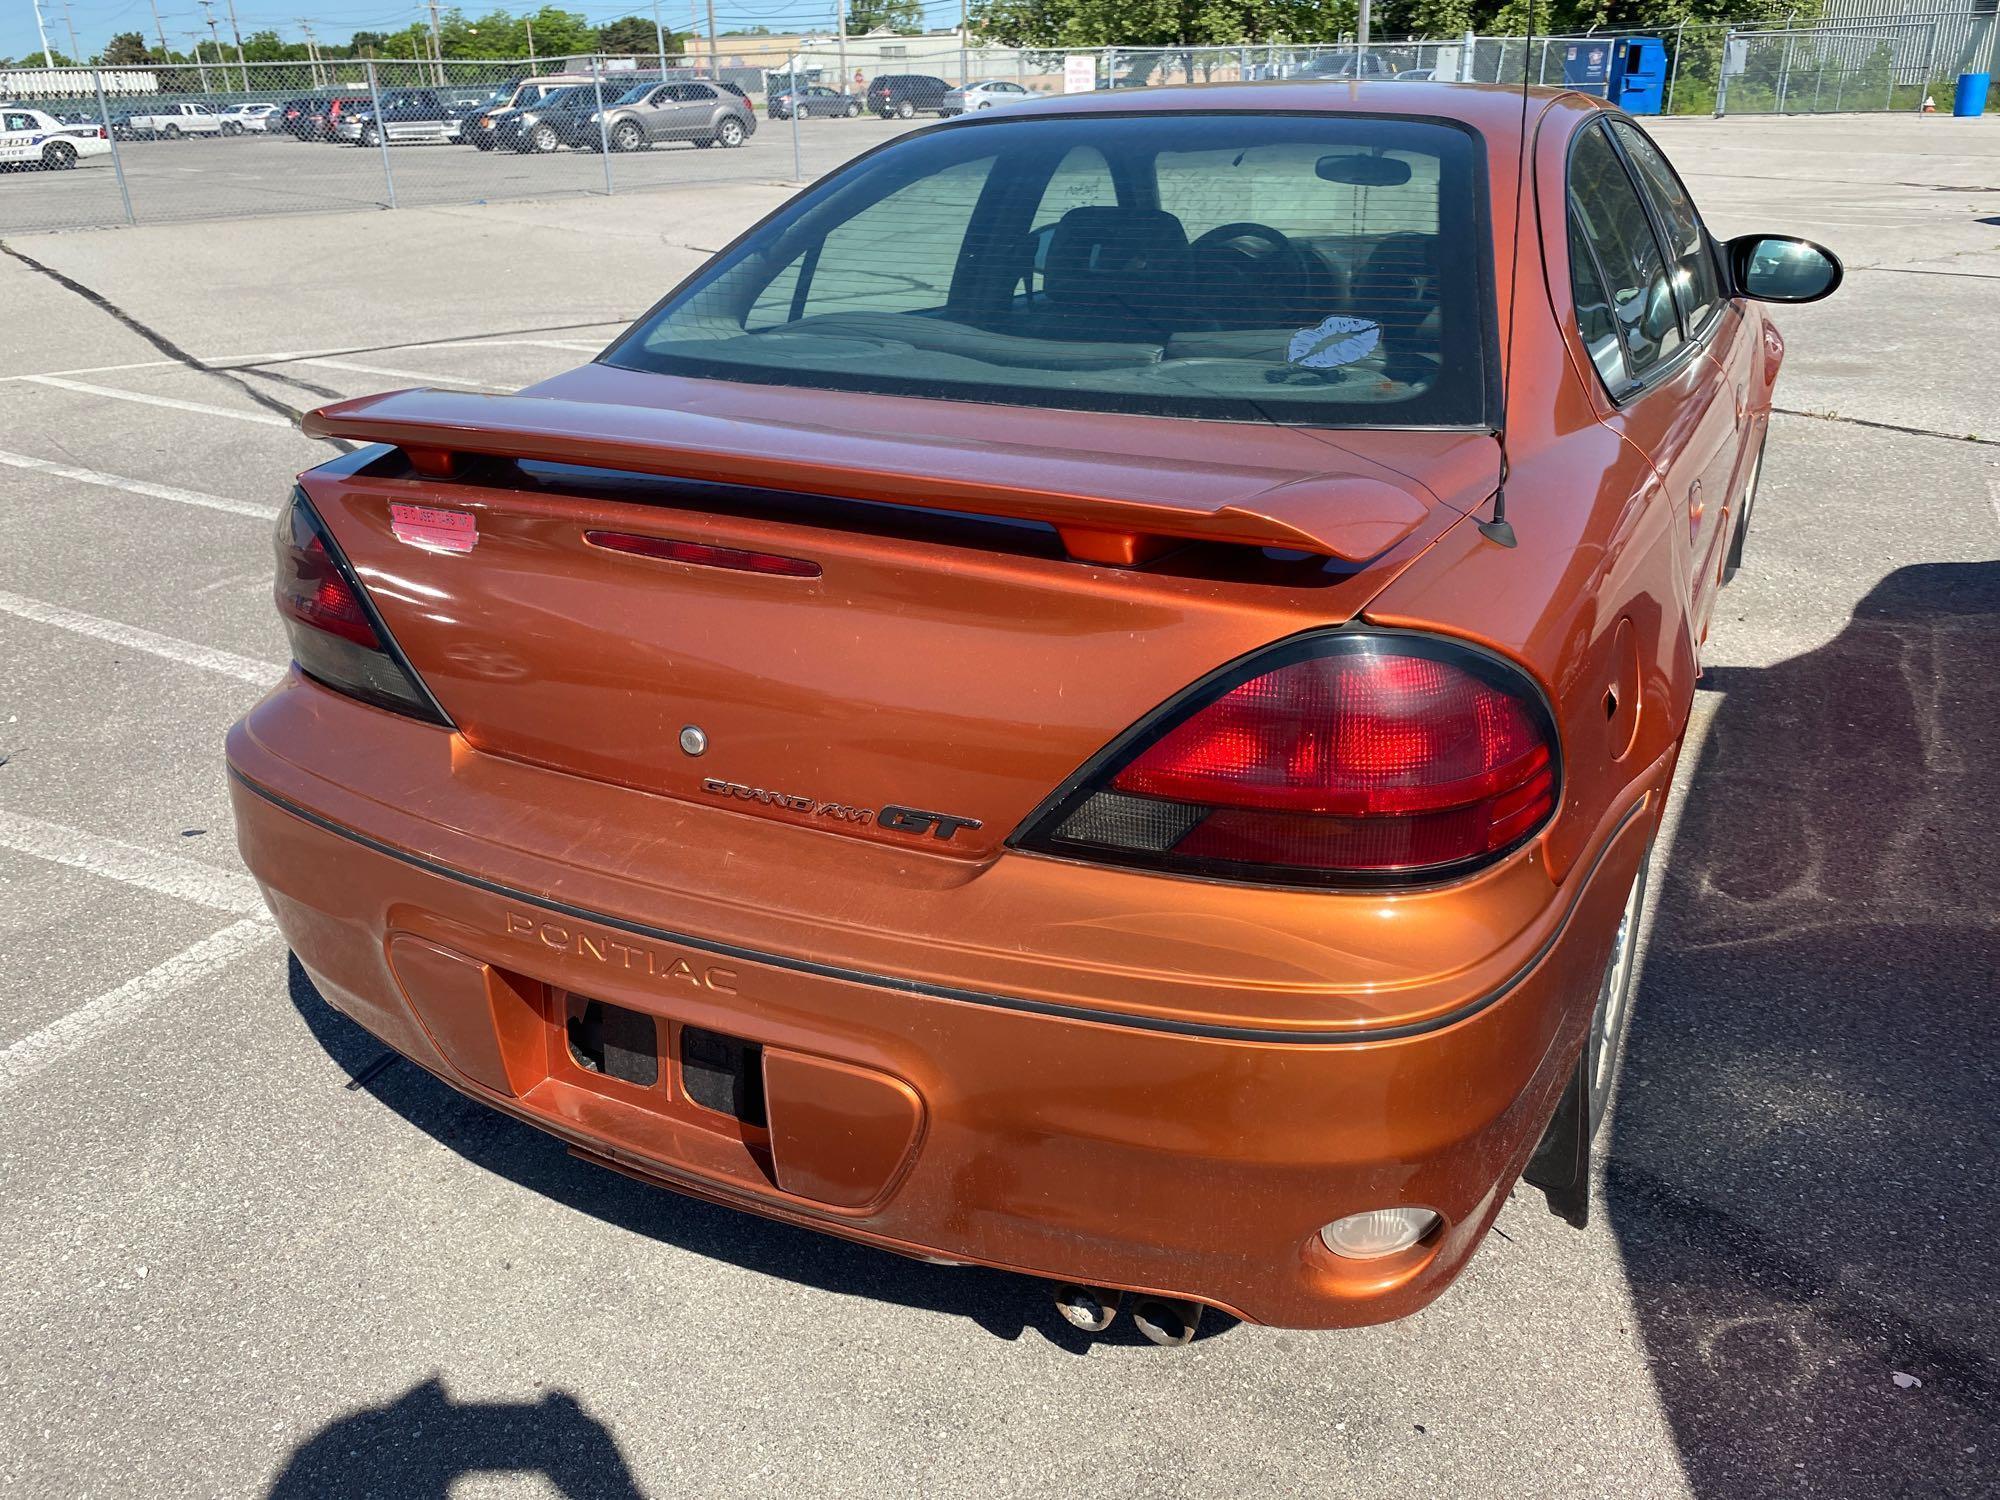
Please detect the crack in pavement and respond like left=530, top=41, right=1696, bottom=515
left=0, top=239, right=354, bottom=446
left=1772, top=406, right=2000, bottom=447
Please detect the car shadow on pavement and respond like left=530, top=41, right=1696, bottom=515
left=285, top=959, right=1233, bottom=1353
left=1606, top=560, right=2000, bottom=1498
left=268, top=1377, right=643, bottom=1498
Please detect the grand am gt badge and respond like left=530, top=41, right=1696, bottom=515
left=700, top=778, right=982, bottom=842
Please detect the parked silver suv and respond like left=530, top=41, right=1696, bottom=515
left=585, top=80, right=757, bottom=151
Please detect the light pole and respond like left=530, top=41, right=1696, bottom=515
left=29, top=0, right=56, bottom=67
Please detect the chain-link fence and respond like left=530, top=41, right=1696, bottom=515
left=4, top=12, right=1993, bottom=236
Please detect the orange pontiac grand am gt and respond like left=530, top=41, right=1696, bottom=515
left=227, top=83, right=1839, bottom=1341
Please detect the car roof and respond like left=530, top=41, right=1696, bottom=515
left=974, top=80, right=1601, bottom=143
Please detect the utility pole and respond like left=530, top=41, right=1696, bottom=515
left=836, top=0, right=847, bottom=97
left=185, top=30, right=212, bottom=88
left=147, top=0, right=170, bottom=61
left=959, top=0, right=967, bottom=86
left=300, top=19, right=323, bottom=86
left=30, top=0, right=56, bottom=67
left=223, top=0, right=249, bottom=89
left=427, top=0, right=445, bottom=84
left=524, top=14, right=536, bottom=69
left=705, top=0, right=718, bottom=75
left=199, top=0, right=224, bottom=82
left=1356, top=0, right=1371, bottom=60
left=652, top=0, right=667, bottom=75
left=58, top=0, right=82, bottom=64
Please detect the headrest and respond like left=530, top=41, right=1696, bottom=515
left=1044, top=207, right=1192, bottom=322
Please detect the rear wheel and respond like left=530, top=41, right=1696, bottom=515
left=359, top=123, right=380, bottom=148
left=222, top=120, right=242, bottom=136
left=844, top=100, right=860, bottom=117
left=716, top=117, right=746, bottom=148
left=1586, top=848, right=1652, bottom=1137
left=41, top=140, right=76, bottom=170
left=526, top=122, right=559, bottom=153
left=162, top=123, right=181, bottom=139
left=1722, top=435, right=1766, bottom=586
left=611, top=120, right=643, bottom=152
left=895, top=98, right=915, bottom=119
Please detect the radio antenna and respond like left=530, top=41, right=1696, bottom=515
left=1479, top=0, right=1536, bottom=550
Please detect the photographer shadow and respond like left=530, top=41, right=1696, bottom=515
left=1607, top=560, right=2000, bottom=1496
left=269, top=1378, right=642, bottom=1498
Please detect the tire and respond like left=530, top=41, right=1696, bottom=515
left=611, top=120, right=643, bottom=152
left=527, top=122, right=559, bottom=153
left=162, top=124, right=181, bottom=139
left=360, top=124, right=379, bottom=149
left=844, top=101, right=860, bottom=117
left=221, top=120, right=239, bottom=136
left=716, top=117, right=746, bottom=148
left=1584, top=847, right=1652, bottom=1138
left=41, top=140, right=76, bottom=171
left=895, top=98, right=915, bottom=119
left=1721, top=434, right=1765, bottom=586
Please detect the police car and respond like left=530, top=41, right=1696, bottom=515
left=0, top=106, right=113, bottom=171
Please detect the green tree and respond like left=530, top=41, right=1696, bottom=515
left=597, top=16, right=680, bottom=54
left=847, top=0, right=926, bottom=34
left=102, top=32, right=157, bottom=64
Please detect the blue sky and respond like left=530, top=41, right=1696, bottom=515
left=4, top=0, right=966, bottom=65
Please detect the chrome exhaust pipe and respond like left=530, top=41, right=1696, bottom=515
left=1131, top=1296, right=1203, bottom=1347
left=1052, top=1283, right=1121, bottom=1333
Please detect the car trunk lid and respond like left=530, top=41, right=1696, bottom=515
left=298, top=367, right=1498, bottom=860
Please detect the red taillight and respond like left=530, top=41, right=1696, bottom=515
left=277, top=530, right=380, bottom=646
left=584, top=530, right=822, bottom=579
left=1016, top=635, right=1558, bottom=885
left=274, top=490, right=448, bottom=724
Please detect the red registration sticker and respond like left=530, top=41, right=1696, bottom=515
left=389, top=503, right=476, bottom=553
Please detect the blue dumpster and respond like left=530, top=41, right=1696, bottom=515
left=1610, top=37, right=1668, bottom=115
left=1954, top=71, right=1990, bottom=117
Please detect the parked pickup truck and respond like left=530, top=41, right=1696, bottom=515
left=333, top=88, right=462, bottom=147
left=124, top=101, right=224, bottom=138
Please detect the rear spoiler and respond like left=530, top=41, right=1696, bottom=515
left=301, top=389, right=1432, bottom=566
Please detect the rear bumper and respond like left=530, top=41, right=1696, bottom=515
left=227, top=675, right=1659, bottom=1328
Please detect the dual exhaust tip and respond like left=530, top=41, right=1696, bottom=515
left=1053, top=1283, right=1204, bottom=1346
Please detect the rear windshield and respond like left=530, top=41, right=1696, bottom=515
left=608, top=112, right=1488, bottom=427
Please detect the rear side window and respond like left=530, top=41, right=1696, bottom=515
left=1568, top=218, right=1628, bottom=389
left=611, top=113, right=1489, bottom=428
left=1609, top=119, right=1721, bottom=334
left=1568, top=121, right=1682, bottom=380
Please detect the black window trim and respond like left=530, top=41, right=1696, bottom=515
left=1564, top=113, right=1730, bottom=409
left=1602, top=114, right=1726, bottom=345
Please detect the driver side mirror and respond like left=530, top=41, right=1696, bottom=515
left=1727, top=235, right=1842, bottom=304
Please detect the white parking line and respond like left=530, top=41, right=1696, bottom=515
left=281, top=358, right=511, bottom=390
left=0, top=336, right=623, bottom=385
left=19, top=376, right=294, bottom=428
left=0, top=450, right=278, bottom=521
left=0, top=588, right=282, bottom=685
left=0, top=808, right=271, bottom=917
left=0, top=920, right=276, bottom=1099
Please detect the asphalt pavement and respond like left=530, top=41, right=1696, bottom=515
left=0, top=112, right=1994, bottom=1499
left=0, top=118, right=913, bottom=234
